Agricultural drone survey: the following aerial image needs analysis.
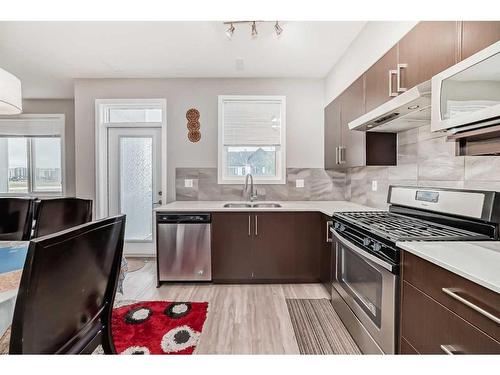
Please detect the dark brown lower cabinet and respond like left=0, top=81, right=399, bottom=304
left=401, top=282, right=500, bottom=354
left=400, top=251, right=500, bottom=354
left=211, top=212, right=253, bottom=281
left=253, top=213, right=296, bottom=281
left=212, top=212, right=321, bottom=283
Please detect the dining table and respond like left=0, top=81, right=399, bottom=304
left=0, top=241, right=29, bottom=341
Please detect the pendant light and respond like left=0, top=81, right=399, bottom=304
left=0, top=68, right=22, bottom=114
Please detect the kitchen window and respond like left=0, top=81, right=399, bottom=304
left=0, top=115, right=65, bottom=196
left=218, top=95, right=286, bottom=184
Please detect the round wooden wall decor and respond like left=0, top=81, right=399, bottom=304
left=188, top=130, right=201, bottom=143
left=186, top=108, right=201, bottom=142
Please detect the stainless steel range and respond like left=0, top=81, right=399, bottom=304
left=330, top=185, right=500, bottom=354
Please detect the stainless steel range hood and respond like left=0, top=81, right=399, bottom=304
left=349, top=80, right=431, bottom=132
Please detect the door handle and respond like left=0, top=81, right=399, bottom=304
left=442, top=288, right=500, bottom=324
left=338, top=147, right=346, bottom=164
left=326, top=221, right=333, bottom=243
left=440, top=345, right=459, bottom=355
left=255, top=214, right=258, bottom=236
left=389, top=69, right=398, bottom=97
left=248, top=215, right=251, bottom=236
left=397, top=63, right=408, bottom=93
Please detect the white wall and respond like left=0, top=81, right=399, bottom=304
left=74, top=78, right=325, bottom=202
left=324, top=21, right=418, bottom=105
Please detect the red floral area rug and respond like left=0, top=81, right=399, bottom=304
left=112, top=301, right=209, bottom=355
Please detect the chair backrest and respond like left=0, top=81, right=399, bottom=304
left=0, top=198, right=35, bottom=240
left=32, top=198, right=93, bottom=238
left=9, top=215, right=126, bottom=354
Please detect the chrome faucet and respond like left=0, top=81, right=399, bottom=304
left=244, top=173, right=258, bottom=202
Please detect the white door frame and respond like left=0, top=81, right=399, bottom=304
left=95, top=98, right=167, bottom=220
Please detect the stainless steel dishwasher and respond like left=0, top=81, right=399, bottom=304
left=156, top=213, right=211, bottom=284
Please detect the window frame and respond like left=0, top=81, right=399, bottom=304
left=0, top=114, right=66, bottom=197
left=218, top=95, right=286, bottom=185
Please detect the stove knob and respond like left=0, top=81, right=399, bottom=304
left=334, top=222, right=341, bottom=230
left=339, top=224, right=345, bottom=232
left=363, top=238, right=371, bottom=246
left=373, top=242, right=382, bottom=252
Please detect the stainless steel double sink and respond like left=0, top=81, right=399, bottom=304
left=223, top=202, right=282, bottom=208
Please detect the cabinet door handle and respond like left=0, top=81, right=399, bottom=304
left=255, top=215, right=258, bottom=236
left=326, top=221, right=333, bottom=243
left=442, top=288, right=500, bottom=325
left=440, top=345, right=458, bottom=355
left=335, top=146, right=339, bottom=165
left=389, top=69, right=398, bottom=97
left=397, top=63, right=408, bottom=93
left=339, top=147, right=346, bottom=164
left=248, top=215, right=251, bottom=236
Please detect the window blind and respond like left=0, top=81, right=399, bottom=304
left=223, top=100, right=282, bottom=146
left=0, top=117, right=63, bottom=137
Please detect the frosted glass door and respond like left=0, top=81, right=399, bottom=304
left=108, top=127, right=162, bottom=256
left=120, top=137, right=153, bottom=241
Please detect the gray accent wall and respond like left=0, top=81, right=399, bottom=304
left=346, top=124, right=500, bottom=209
left=176, top=124, right=500, bottom=206
left=176, top=168, right=346, bottom=201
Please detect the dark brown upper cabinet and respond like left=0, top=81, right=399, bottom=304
left=324, top=77, right=397, bottom=170
left=338, top=76, right=367, bottom=168
left=324, top=99, right=342, bottom=170
left=365, top=45, right=398, bottom=112
left=397, top=21, right=460, bottom=91
left=461, top=21, right=500, bottom=60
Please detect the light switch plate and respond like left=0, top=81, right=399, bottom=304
left=372, top=180, right=378, bottom=192
left=296, top=179, right=305, bottom=188
left=184, top=179, right=194, bottom=188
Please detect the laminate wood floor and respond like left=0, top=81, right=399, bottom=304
left=120, top=261, right=330, bottom=354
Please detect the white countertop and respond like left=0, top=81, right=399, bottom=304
left=154, top=200, right=378, bottom=217
left=397, top=241, right=500, bottom=294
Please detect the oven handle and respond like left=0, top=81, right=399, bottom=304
left=331, top=228, right=395, bottom=272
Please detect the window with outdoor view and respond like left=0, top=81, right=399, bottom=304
left=218, top=96, right=286, bottom=184
left=0, top=115, right=64, bottom=195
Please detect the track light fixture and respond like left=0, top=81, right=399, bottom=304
left=223, top=21, right=283, bottom=38
left=251, top=21, right=258, bottom=38
left=225, top=23, right=235, bottom=39
left=274, top=21, right=283, bottom=36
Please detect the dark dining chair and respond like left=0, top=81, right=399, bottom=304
left=9, top=215, right=126, bottom=354
left=0, top=198, right=36, bottom=241
left=32, top=197, right=93, bottom=238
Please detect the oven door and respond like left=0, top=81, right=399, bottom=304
left=332, top=230, right=398, bottom=354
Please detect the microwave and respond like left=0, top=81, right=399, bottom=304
left=431, top=41, right=500, bottom=133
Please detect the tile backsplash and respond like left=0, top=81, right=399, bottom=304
left=175, top=124, right=500, bottom=207
left=175, top=167, right=346, bottom=201
left=347, top=124, right=500, bottom=209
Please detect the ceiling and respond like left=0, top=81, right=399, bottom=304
left=0, top=21, right=366, bottom=98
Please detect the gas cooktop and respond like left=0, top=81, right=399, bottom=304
left=334, top=211, right=491, bottom=243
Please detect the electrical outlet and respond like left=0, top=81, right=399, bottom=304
left=296, top=179, right=305, bottom=188
left=184, top=179, right=194, bottom=188
left=372, top=180, right=378, bottom=192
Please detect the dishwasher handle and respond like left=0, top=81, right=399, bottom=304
left=157, top=213, right=211, bottom=224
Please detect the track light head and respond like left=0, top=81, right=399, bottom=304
left=251, top=21, right=258, bottom=38
left=274, top=21, right=283, bottom=36
left=226, top=23, right=235, bottom=39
